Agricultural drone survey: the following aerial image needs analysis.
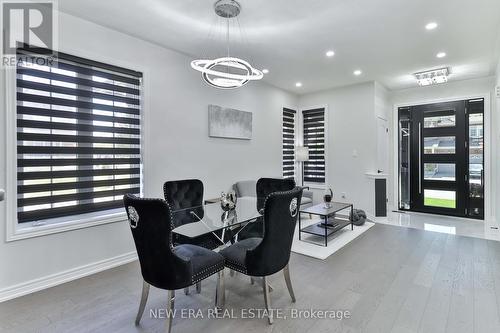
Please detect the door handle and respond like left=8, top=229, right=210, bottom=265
left=418, top=122, right=422, bottom=194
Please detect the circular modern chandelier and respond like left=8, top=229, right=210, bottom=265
left=191, top=0, right=263, bottom=89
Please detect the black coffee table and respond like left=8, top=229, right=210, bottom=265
left=299, top=202, right=353, bottom=247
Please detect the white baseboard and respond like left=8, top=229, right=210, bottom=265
left=486, top=216, right=499, bottom=229
left=0, top=251, right=137, bottom=303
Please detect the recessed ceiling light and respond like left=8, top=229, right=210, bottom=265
left=353, top=70, right=362, bottom=76
left=262, top=69, right=269, bottom=74
left=295, top=82, right=302, bottom=87
left=436, top=52, right=446, bottom=58
left=425, top=22, right=438, bottom=30
left=326, top=50, right=335, bottom=57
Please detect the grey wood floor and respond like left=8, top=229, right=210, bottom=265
left=2, top=223, right=500, bottom=333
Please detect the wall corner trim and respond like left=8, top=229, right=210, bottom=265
left=0, top=251, right=138, bottom=303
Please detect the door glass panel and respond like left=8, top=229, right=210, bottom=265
left=424, top=115, right=456, bottom=128
left=424, top=163, right=455, bottom=181
left=468, top=112, right=484, bottom=217
left=424, top=136, right=455, bottom=154
left=399, top=119, right=411, bottom=209
left=424, top=189, right=456, bottom=208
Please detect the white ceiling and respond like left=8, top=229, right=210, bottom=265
left=58, top=0, right=500, bottom=94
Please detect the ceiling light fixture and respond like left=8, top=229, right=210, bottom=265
left=262, top=69, right=269, bottom=74
left=326, top=50, right=335, bottom=57
left=191, top=0, right=263, bottom=89
left=353, top=70, right=362, bottom=76
left=295, top=82, right=302, bottom=87
left=436, top=52, right=447, bottom=58
left=414, top=67, right=449, bottom=86
left=425, top=22, right=438, bottom=30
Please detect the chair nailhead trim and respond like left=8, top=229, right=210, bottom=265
left=223, top=258, right=247, bottom=274
left=191, top=262, right=225, bottom=284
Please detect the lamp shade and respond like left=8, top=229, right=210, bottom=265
left=295, top=146, right=309, bottom=162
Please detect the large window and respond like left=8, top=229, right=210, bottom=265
left=302, top=107, right=326, bottom=184
left=282, top=108, right=296, bottom=179
left=16, top=47, right=142, bottom=224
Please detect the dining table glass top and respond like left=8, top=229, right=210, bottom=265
left=172, top=197, right=261, bottom=239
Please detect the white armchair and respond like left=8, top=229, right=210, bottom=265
left=232, top=180, right=314, bottom=210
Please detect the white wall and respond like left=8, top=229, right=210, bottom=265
left=0, top=11, right=297, bottom=298
left=497, top=59, right=500, bottom=85
left=375, top=82, right=390, bottom=120
left=373, top=83, right=391, bottom=207
left=374, top=82, right=391, bottom=171
left=298, top=82, right=379, bottom=214
left=496, top=58, right=500, bottom=220
left=390, top=77, right=497, bottom=221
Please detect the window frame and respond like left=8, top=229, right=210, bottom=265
left=4, top=48, right=148, bottom=242
left=299, top=105, right=328, bottom=189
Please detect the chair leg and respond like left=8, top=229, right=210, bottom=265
left=283, top=264, right=296, bottom=303
left=215, top=270, right=225, bottom=310
left=262, top=276, right=273, bottom=325
left=184, top=287, right=189, bottom=295
left=196, top=282, right=201, bottom=294
left=135, top=280, right=150, bottom=325
left=166, top=290, right=175, bottom=333
left=251, top=276, right=272, bottom=291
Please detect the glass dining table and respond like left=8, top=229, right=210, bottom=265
left=172, top=197, right=262, bottom=245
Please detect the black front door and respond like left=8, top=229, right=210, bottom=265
left=398, top=99, right=484, bottom=219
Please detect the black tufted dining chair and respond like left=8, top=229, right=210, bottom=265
left=256, top=178, right=296, bottom=212
left=219, top=187, right=303, bottom=324
left=163, top=179, right=204, bottom=214
left=163, top=179, right=228, bottom=294
left=237, top=178, right=296, bottom=240
left=123, top=194, right=225, bottom=333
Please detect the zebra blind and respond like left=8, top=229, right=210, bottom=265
left=302, top=108, right=325, bottom=184
left=282, top=108, right=296, bottom=179
left=16, top=47, right=142, bottom=223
